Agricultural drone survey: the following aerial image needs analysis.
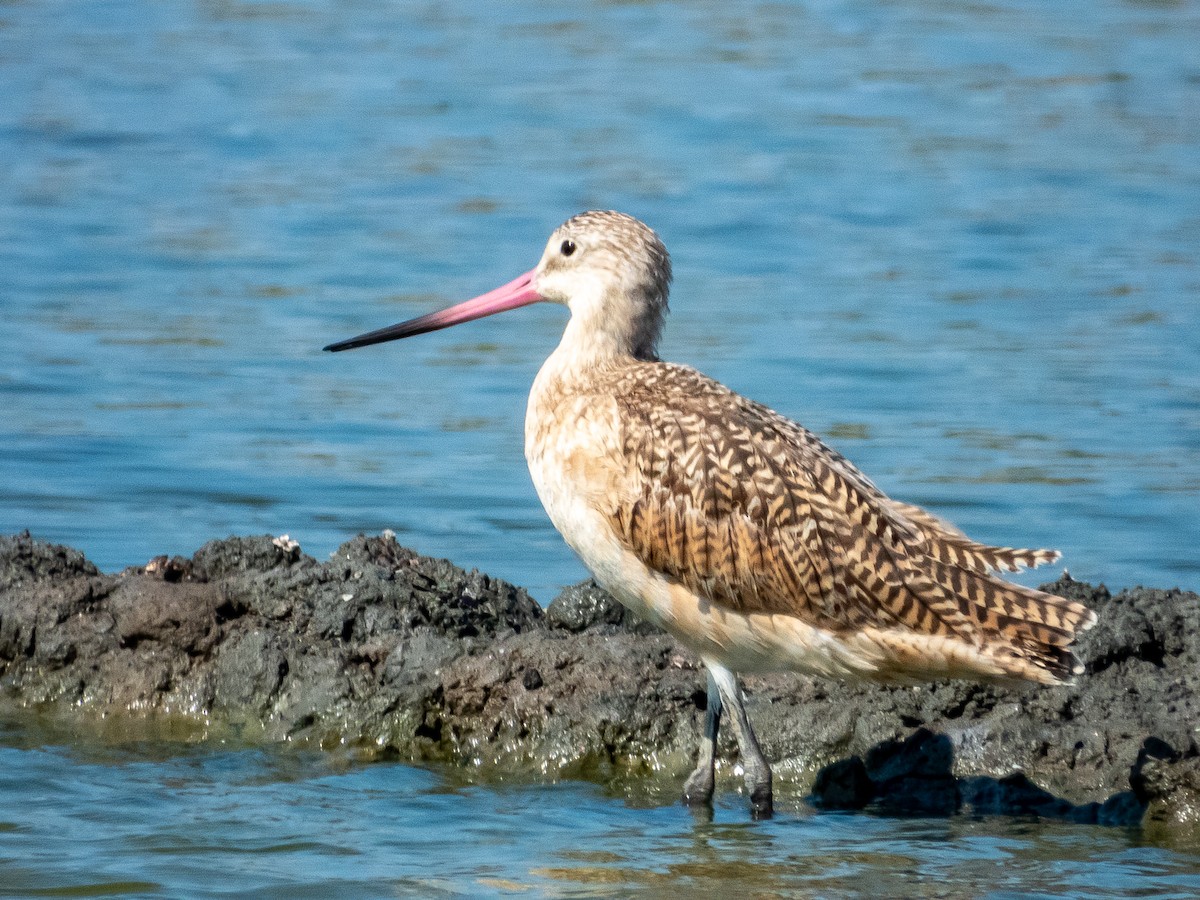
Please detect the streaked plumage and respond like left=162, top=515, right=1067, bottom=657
left=327, top=209, right=1097, bottom=816
left=528, top=358, right=1091, bottom=685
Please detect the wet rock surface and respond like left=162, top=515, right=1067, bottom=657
left=1, top=530, right=1198, bottom=835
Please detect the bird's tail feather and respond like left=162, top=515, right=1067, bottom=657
left=917, top=556, right=1098, bottom=681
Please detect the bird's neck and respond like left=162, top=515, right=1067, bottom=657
left=527, top=313, right=643, bottom=434
left=531, top=318, right=648, bottom=400
left=528, top=331, right=616, bottom=417
left=551, top=283, right=665, bottom=373
left=527, top=285, right=666, bottom=434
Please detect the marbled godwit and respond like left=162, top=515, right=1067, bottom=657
left=325, top=210, right=1096, bottom=816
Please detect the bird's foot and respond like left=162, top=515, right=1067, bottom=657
left=682, top=764, right=715, bottom=808
left=682, top=731, right=717, bottom=809
left=744, top=761, right=773, bottom=820
left=748, top=780, right=773, bottom=820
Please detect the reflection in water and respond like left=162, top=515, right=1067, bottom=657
left=8, top=729, right=1194, bottom=898
left=0, top=706, right=1194, bottom=895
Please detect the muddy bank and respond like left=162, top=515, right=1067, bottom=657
left=1, top=531, right=1197, bottom=834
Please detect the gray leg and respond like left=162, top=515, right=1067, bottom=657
left=709, top=663, right=773, bottom=818
left=682, top=670, right=723, bottom=807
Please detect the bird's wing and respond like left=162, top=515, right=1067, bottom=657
left=883, top=500, right=1061, bottom=573
left=598, top=363, right=1094, bottom=678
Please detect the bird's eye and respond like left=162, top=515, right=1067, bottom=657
left=560, top=239, right=576, bottom=257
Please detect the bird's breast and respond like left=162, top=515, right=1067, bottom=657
left=524, top=369, right=631, bottom=578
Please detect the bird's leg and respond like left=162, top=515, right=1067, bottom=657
left=709, top=664, right=773, bottom=818
left=682, top=670, right=723, bottom=807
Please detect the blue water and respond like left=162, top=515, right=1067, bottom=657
left=1, top=734, right=1198, bottom=899
left=1, top=0, right=1199, bottom=893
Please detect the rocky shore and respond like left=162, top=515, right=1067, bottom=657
left=1, top=531, right=1197, bottom=837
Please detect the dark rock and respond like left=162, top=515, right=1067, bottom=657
left=0, top=531, right=98, bottom=591
left=1038, top=572, right=1110, bottom=608
left=545, top=580, right=660, bottom=635
left=213, top=629, right=288, bottom=714
left=0, top=531, right=543, bottom=749
left=1130, top=736, right=1182, bottom=803
left=191, top=534, right=302, bottom=582
left=1131, top=739, right=1200, bottom=840
left=383, top=630, right=458, bottom=687
left=1, top=531, right=1198, bottom=837
left=142, top=555, right=192, bottom=582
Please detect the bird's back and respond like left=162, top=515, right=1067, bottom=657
left=528, top=358, right=1096, bottom=685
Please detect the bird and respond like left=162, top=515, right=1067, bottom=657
left=325, top=210, right=1097, bottom=817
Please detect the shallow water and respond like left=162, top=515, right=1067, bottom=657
left=1, top=0, right=1199, bottom=894
left=1, top=733, right=1198, bottom=899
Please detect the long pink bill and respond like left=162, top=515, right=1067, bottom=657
left=323, top=269, right=543, bottom=352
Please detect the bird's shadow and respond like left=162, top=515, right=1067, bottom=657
left=805, top=727, right=1145, bottom=825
